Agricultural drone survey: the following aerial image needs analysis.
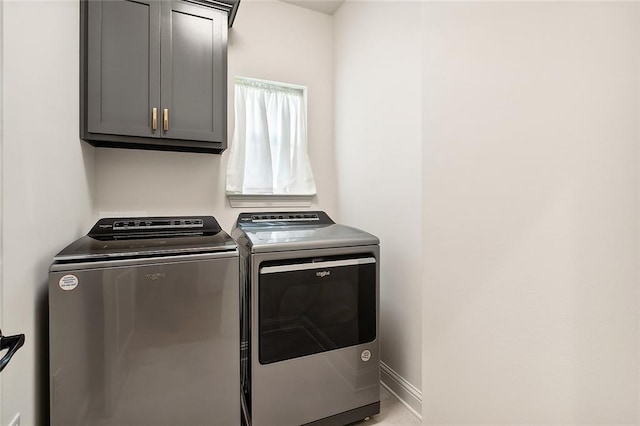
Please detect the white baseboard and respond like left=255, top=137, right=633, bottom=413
left=380, top=361, right=422, bottom=421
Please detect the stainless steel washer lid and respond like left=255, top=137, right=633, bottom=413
left=233, top=211, right=379, bottom=253
left=53, top=216, right=237, bottom=262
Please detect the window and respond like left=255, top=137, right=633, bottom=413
left=226, top=77, right=316, bottom=203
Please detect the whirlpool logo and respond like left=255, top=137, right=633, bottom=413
left=145, top=272, right=166, bottom=281
left=316, top=270, right=331, bottom=278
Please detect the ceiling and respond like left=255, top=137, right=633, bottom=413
left=279, top=0, right=345, bottom=15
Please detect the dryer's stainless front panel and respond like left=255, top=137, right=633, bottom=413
left=49, top=253, right=239, bottom=426
left=252, top=343, right=379, bottom=426
left=249, top=246, right=379, bottom=426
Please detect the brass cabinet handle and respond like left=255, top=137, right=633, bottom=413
left=163, top=108, right=169, bottom=131
left=152, top=108, right=158, bottom=131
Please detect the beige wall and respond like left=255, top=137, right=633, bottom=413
left=1, top=1, right=95, bottom=424
left=93, top=0, right=337, bottom=232
left=0, top=0, right=4, bottom=422
left=334, top=0, right=423, bottom=414
left=422, top=2, right=639, bottom=424
left=334, top=0, right=640, bottom=423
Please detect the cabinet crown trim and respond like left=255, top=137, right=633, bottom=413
left=184, top=0, right=240, bottom=26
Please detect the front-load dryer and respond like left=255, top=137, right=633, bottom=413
left=232, top=211, right=380, bottom=426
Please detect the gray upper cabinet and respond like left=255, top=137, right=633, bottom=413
left=86, top=0, right=161, bottom=139
left=161, top=1, right=226, bottom=143
left=81, top=0, right=239, bottom=154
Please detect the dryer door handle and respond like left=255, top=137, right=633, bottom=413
left=0, top=329, right=25, bottom=373
left=260, top=257, right=376, bottom=274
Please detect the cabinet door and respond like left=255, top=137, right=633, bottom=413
left=87, top=0, right=161, bottom=138
left=160, top=1, right=227, bottom=144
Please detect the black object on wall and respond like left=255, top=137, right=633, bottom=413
left=0, top=328, right=25, bottom=373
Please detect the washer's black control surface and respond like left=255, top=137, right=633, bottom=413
left=54, top=216, right=234, bottom=262
left=89, top=216, right=221, bottom=239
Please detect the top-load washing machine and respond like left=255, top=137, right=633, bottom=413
left=49, top=216, right=239, bottom=426
left=232, top=211, right=380, bottom=426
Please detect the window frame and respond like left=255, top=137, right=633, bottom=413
left=226, top=76, right=316, bottom=208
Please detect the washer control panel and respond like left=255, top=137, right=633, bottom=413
left=112, top=218, right=204, bottom=231
left=88, top=216, right=221, bottom=239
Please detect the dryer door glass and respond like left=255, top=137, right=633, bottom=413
left=258, top=255, right=376, bottom=364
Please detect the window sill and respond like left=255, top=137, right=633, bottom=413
left=227, top=194, right=315, bottom=208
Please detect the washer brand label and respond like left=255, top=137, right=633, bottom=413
left=59, top=275, right=79, bottom=291
left=145, top=272, right=165, bottom=281
left=316, top=270, right=331, bottom=278
left=361, top=350, right=371, bottom=362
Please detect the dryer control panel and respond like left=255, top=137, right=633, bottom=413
left=235, top=211, right=335, bottom=227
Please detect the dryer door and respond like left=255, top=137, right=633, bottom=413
left=258, top=255, right=376, bottom=365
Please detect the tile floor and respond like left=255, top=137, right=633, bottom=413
left=351, top=387, right=421, bottom=425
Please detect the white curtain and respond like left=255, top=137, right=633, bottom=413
left=226, top=79, right=317, bottom=195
